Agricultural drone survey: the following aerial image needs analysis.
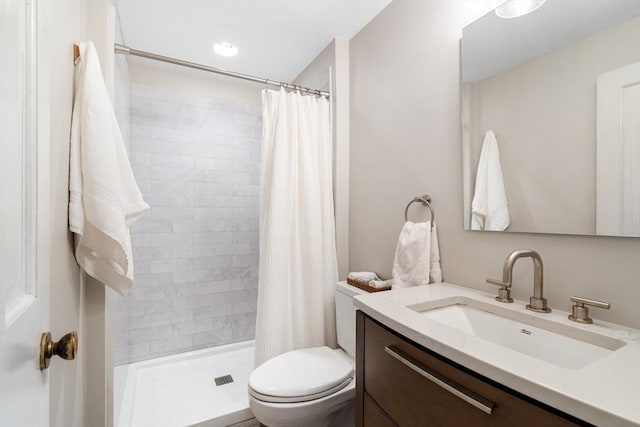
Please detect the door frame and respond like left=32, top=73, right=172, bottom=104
left=596, top=61, right=640, bottom=236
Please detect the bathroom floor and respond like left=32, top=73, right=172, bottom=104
left=229, top=419, right=261, bottom=427
left=115, top=342, right=255, bottom=427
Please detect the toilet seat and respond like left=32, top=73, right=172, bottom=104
left=249, top=347, right=354, bottom=404
left=250, top=377, right=352, bottom=403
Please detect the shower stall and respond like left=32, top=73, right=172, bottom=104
left=112, top=56, right=263, bottom=426
left=109, top=22, right=333, bottom=423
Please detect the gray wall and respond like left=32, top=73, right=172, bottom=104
left=466, top=16, right=640, bottom=235
left=114, top=82, right=261, bottom=365
left=294, top=39, right=351, bottom=280
left=349, top=0, right=640, bottom=328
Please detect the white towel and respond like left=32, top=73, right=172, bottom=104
left=429, top=224, right=442, bottom=283
left=69, top=41, right=149, bottom=295
left=471, top=130, right=510, bottom=231
left=347, top=272, right=380, bottom=281
left=369, top=279, right=399, bottom=290
left=391, top=221, right=442, bottom=288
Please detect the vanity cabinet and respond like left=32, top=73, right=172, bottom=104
left=355, top=311, right=588, bottom=427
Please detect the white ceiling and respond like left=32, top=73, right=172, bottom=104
left=116, top=0, right=392, bottom=82
left=463, top=0, right=640, bottom=82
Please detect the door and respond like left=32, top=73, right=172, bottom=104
left=596, top=61, right=640, bottom=236
left=0, top=0, right=50, bottom=425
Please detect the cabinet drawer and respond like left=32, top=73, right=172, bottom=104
left=364, top=392, right=397, bottom=427
left=363, top=316, right=581, bottom=427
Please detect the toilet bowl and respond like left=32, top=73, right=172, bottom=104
left=248, top=282, right=365, bottom=427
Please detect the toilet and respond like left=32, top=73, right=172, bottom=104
left=248, top=282, right=365, bottom=427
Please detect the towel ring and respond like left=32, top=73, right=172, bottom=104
left=404, top=195, right=435, bottom=225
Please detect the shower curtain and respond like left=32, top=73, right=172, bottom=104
left=254, top=88, right=338, bottom=365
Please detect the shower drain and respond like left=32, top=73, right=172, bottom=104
left=214, top=375, right=234, bottom=386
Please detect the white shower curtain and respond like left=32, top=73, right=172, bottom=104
left=254, top=88, right=338, bottom=366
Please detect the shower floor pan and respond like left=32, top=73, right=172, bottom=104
left=115, top=340, right=255, bottom=427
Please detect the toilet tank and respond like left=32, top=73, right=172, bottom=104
left=335, top=281, right=367, bottom=358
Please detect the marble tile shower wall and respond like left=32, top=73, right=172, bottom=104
left=114, top=83, right=262, bottom=366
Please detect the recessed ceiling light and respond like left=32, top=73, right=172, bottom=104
left=213, top=42, right=238, bottom=57
left=495, top=0, right=546, bottom=19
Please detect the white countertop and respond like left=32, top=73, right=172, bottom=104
left=353, top=282, right=640, bottom=426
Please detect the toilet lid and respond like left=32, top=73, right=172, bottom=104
left=249, top=347, right=353, bottom=402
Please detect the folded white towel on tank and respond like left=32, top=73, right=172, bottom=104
left=347, top=271, right=381, bottom=281
left=369, top=279, right=399, bottom=290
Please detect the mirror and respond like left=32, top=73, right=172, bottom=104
left=462, top=0, right=640, bottom=237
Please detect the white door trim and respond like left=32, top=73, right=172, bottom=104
left=596, top=61, right=640, bottom=236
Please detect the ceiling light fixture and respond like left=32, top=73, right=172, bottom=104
left=213, top=42, right=238, bottom=57
left=495, top=0, right=546, bottom=19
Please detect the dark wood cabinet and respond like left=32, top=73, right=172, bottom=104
left=356, top=311, right=589, bottom=427
left=363, top=392, right=397, bottom=427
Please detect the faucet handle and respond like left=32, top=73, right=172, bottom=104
left=486, top=279, right=513, bottom=303
left=568, top=296, right=610, bottom=324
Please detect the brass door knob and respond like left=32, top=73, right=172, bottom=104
left=40, top=331, right=78, bottom=370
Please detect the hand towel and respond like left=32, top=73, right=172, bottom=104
left=471, top=130, right=510, bottom=231
left=347, top=272, right=381, bottom=281
left=429, top=224, right=442, bottom=283
left=369, top=279, right=399, bottom=290
left=69, top=41, right=149, bottom=295
left=391, top=221, right=432, bottom=288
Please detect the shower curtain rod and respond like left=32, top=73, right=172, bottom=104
left=114, top=43, right=330, bottom=98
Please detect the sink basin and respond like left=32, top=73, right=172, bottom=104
left=409, top=297, right=625, bottom=369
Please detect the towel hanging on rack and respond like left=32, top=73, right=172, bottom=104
left=391, top=221, right=442, bottom=286
left=391, top=195, right=442, bottom=287
left=471, top=130, right=510, bottom=231
left=69, top=41, right=149, bottom=294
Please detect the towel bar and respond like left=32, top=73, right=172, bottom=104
left=404, top=195, right=435, bottom=225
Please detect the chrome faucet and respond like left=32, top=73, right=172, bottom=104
left=487, top=250, right=551, bottom=313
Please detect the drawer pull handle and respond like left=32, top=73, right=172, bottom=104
left=384, top=345, right=496, bottom=415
